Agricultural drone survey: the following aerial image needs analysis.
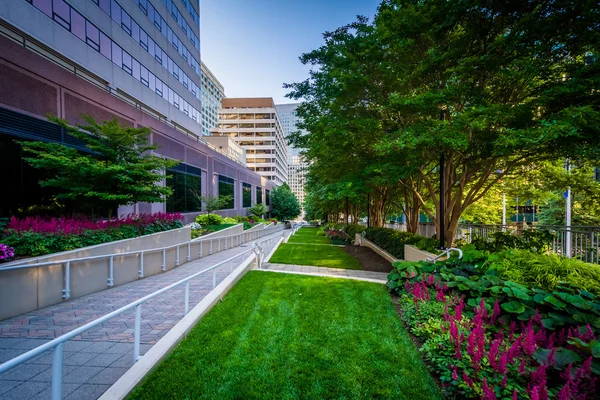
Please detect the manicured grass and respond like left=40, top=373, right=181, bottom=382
left=128, top=272, right=442, bottom=400
left=287, top=232, right=331, bottom=244
left=269, top=243, right=362, bottom=269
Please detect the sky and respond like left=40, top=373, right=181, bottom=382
left=200, top=0, right=381, bottom=104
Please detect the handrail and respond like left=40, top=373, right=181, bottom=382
left=425, top=247, right=463, bottom=264
left=1, top=224, right=284, bottom=271
left=0, top=245, right=259, bottom=400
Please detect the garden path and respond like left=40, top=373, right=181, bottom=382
left=0, top=229, right=288, bottom=400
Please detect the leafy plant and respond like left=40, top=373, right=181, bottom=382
left=270, top=183, right=301, bottom=221
left=248, top=203, right=267, bottom=219
left=471, top=230, right=555, bottom=253
left=0, top=243, right=14, bottom=261
left=195, top=214, right=223, bottom=226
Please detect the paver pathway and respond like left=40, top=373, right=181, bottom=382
left=0, top=229, right=287, bottom=400
left=261, top=263, right=389, bottom=283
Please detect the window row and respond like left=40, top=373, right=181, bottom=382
left=155, top=0, right=198, bottom=48
left=92, top=0, right=201, bottom=102
left=218, top=175, right=235, bottom=209
left=132, top=0, right=200, bottom=67
left=166, top=169, right=201, bottom=213
left=172, top=0, right=199, bottom=29
left=26, top=0, right=200, bottom=123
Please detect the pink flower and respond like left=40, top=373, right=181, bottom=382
left=522, top=329, right=536, bottom=356
left=482, top=378, right=497, bottom=400
left=496, top=351, right=508, bottom=374
left=462, top=371, right=473, bottom=387
left=452, top=367, right=458, bottom=381
left=491, top=299, right=501, bottom=324
left=512, top=389, right=518, bottom=400
left=530, top=386, right=539, bottom=400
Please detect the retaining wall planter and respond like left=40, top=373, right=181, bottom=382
left=355, top=234, right=400, bottom=263
left=404, top=244, right=440, bottom=262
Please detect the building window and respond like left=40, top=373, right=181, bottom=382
left=266, top=189, right=271, bottom=206
left=166, top=165, right=202, bottom=212
left=256, top=187, right=263, bottom=205
left=218, top=175, right=235, bottom=209
left=242, top=183, right=252, bottom=208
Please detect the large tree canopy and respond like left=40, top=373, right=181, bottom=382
left=286, top=0, right=600, bottom=245
left=271, top=183, right=302, bottom=221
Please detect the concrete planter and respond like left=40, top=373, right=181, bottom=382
left=404, top=244, right=440, bottom=262
left=355, top=234, right=400, bottom=263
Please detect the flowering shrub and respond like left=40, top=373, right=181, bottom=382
left=0, top=243, right=14, bottom=261
left=390, top=254, right=600, bottom=399
left=1, top=213, right=184, bottom=257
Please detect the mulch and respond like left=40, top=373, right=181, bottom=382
left=343, top=245, right=393, bottom=273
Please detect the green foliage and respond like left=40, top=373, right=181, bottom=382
left=471, top=230, right=555, bottom=253
left=190, top=193, right=233, bottom=215
left=248, top=203, right=267, bottom=219
left=270, top=183, right=301, bottom=221
left=195, top=214, right=223, bottom=226
left=2, top=220, right=183, bottom=257
left=202, top=224, right=236, bottom=232
left=269, top=243, right=362, bottom=270
left=365, top=228, right=436, bottom=259
left=221, top=217, right=237, bottom=224
left=344, top=224, right=366, bottom=239
left=20, top=115, right=179, bottom=216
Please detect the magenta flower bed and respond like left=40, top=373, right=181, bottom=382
left=1, top=213, right=184, bottom=258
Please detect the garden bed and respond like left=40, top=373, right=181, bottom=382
left=128, top=272, right=442, bottom=400
left=343, top=245, right=393, bottom=272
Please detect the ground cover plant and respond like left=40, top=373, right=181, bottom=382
left=365, top=227, right=439, bottom=259
left=128, top=272, right=442, bottom=400
left=287, top=231, right=331, bottom=244
left=387, top=247, right=600, bottom=399
left=1, top=213, right=183, bottom=257
left=269, top=243, right=362, bottom=269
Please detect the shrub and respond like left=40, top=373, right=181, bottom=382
left=364, top=228, right=422, bottom=259
left=195, top=214, right=223, bottom=226
left=471, top=229, right=555, bottom=253
left=345, top=224, right=366, bottom=239
left=222, top=217, right=238, bottom=224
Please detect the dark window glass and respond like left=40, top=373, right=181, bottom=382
left=148, top=72, right=156, bottom=92
left=243, top=183, right=252, bottom=208
left=266, top=189, right=271, bottom=206
left=99, top=0, right=111, bottom=14
left=111, top=41, right=122, bottom=67
left=131, top=21, right=140, bottom=43
left=121, top=11, right=131, bottom=35
left=155, top=78, right=163, bottom=97
left=32, top=0, right=52, bottom=17
left=218, top=175, right=235, bottom=209
left=53, top=0, right=70, bottom=29
left=71, top=9, right=85, bottom=41
left=132, top=59, right=140, bottom=80
left=139, top=30, right=148, bottom=51
left=140, top=65, right=149, bottom=86
left=85, top=20, right=100, bottom=51
left=110, top=0, right=121, bottom=26
left=122, top=51, right=132, bottom=75
left=99, top=32, right=111, bottom=58
left=256, top=187, right=263, bottom=204
left=138, top=0, right=147, bottom=14
left=165, top=169, right=201, bottom=212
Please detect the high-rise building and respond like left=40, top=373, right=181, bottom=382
left=276, top=103, right=308, bottom=212
left=0, top=0, right=275, bottom=221
left=212, top=98, right=288, bottom=185
left=200, top=61, right=224, bottom=136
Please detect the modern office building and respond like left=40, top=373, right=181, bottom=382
left=276, top=103, right=308, bottom=212
left=0, top=0, right=274, bottom=221
left=212, top=98, right=289, bottom=185
left=200, top=61, right=224, bottom=136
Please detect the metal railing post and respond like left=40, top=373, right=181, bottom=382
left=199, top=241, right=203, bottom=257
left=184, top=281, right=190, bottom=316
left=134, top=304, right=142, bottom=363
left=162, top=248, right=166, bottom=271
left=187, top=242, right=191, bottom=261
left=176, top=245, right=180, bottom=266
left=209, top=240, right=213, bottom=255
left=51, top=342, right=63, bottom=400
left=108, top=256, right=114, bottom=287
left=212, top=268, right=216, bottom=288
left=63, top=261, right=71, bottom=299
left=139, top=252, right=144, bottom=278
left=218, top=238, right=221, bottom=252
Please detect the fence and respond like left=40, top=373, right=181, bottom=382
left=455, top=224, right=600, bottom=264
left=0, top=230, right=286, bottom=400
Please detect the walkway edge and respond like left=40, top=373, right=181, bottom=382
left=254, top=269, right=387, bottom=284
left=98, top=254, right=257, bottom=400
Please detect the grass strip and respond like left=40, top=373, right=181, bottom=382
left=269, top=243, right=362, bottom=269
left=128, top=272, right=442, bottom=400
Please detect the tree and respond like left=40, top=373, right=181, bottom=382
left=191, top=193, right=233, bottom=216
left=248, top=203, right=267, bottom=219
left=287, top=0, right=600, bottom=246
left=20, top=115, right=179, bottom=217
left=271, top=183, right=301, bottom=221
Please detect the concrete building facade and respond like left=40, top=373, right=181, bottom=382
left=200, top=61, right=224, bottom=136
left=212, top=98, right=289, bottom=185
left=276, top=103, right=308, bottom=212
left=0, top=0, right=274, bottom=221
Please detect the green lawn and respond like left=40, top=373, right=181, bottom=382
left=128, top=272, right=442, bottom=400
left=287, top=232, right=331, bottom=244
left=269, top=243, right=362, bottom=269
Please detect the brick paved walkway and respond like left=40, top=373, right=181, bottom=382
left=0, top=229, right=287, bottom=400
left=261, top=263, right=389, bottom=283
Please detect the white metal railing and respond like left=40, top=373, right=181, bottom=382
left=0, top=225, right=285, bottom=300
left=0, top=230, right=288, bottom=400
left=426, top=247, right=463, bottom=264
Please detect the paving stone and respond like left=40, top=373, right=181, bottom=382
left=79, top=341, right=116, bottom=353
left=35, top=383, right=82, bottom=399
left=87, top=367, right=130, bottom=385
left=63, top=351, right=98, bottom=366
left=0, top=380, right=21, bottom=396
left=29, top=365, right=77, bottom=382
left=0, top=381, right=48, bottom=400
left=64, top=383, right=111, bottom=400
left=84, top=352, right=123, bottom=367
left=1, top=339, right=50, bottom=350
left=0, top=349, right=26, bottom=363
left=109, top=354, right=133, bottom=368
left=62, top=366, right=103, bottom=384
left=63, top=340, right=95, bottom=352
left=0, top=363, right=50, bottom=381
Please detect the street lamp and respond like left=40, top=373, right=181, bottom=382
left=439, top=106, right=446, bottom=249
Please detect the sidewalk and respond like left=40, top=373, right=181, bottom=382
left=260, top=263, right=389, bottom=283
left=0, top=229, right=287, bottom=400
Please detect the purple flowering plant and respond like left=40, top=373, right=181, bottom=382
left=0, top=243, right=14, bottom=261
